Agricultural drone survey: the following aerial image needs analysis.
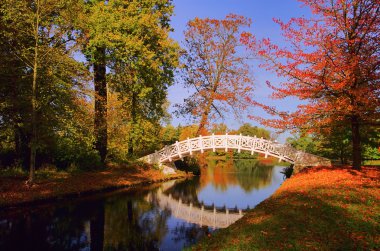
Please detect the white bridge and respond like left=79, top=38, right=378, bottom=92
left=140, top=134, right=331, bottom=170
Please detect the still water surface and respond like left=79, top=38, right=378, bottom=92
left=0, top=159, right=286, bottom=251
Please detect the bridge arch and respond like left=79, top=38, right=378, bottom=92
left=140, top=134, right=330, bottom=169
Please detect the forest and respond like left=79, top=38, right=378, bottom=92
left=0, top=0, right=379, bottom=185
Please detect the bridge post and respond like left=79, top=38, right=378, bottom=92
left=213, top=207, right=216, bottom=230
left=200, top=206, right=204, bottom=226
left=250, top=136, right=256, bottom=155
left=199, top=135, right=204, bottom=153
left=261, top=137, right=269, bottom=158
left=238, top=134, right=242, bottom=153
left=176, top=141, right=182, bottom=159
left=225, top=133, right=228, bottom=152
left=187, top=137, right=192, bottom=155
left=164, top=145, right=172, bottom=162
left=226, top=208, right=229, bottom=225
left=212, top=133, right=216, bottom=152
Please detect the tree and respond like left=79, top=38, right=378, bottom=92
left=83, top=0, right=179, bottom=159
left=237, top=123, right=271, bottom=139
left=1, top=0, right=85, bottom=183
left=109, top=0, right=179, bottom=156
left=242, top=0, right=380, bottom=170
left=82, top=0, right=110, bottom=164
left=178, top=14, right=254, bottom=135
left=210, top=123, right=228, bottom=134
left=317, top=126, right=353, bottom=164
left=286, top=134, right=320, bottom=155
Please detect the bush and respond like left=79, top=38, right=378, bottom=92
left=174, top=157, right=201, bottom=175
left=280, top=164, right=294, bottom=179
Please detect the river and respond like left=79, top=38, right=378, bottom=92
left=0, top=159, right=286, bottom=251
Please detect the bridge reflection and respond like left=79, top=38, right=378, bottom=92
left=146, top=181, right=244, bottom=229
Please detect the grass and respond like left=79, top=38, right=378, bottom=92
left=191, top=166, right=380, bottom=250
left=364, top=160, right=380, bottom=166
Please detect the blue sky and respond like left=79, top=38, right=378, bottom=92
left=167, top=0, right=312, bottom=141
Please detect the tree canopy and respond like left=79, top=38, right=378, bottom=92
left=0, top=0, right=179, bottom=181
left=242, top=0, right=380, bottom=169
left=177, top=14, right=254, bottom=135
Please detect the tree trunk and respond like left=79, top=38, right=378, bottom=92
left=94, top=46, right=107, bottom=164
left=197, top=112, right=209, bottom=136
left=28, top=0, right=40, bottom=185
left=196, top=98, right=213, bottom=136
left=196, top=80, right=220, bottom=136
left=351, top=115, right=362, bottom=170
left=128, top=92, right=137, bottom=155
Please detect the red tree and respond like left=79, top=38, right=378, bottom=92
left=178, top=14, right=254, bottom=135
left=242, top=0, right=380, bottom=170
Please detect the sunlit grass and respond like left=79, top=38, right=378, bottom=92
left=364, top=160, right=380, bottom=166
left=190, top=166, right=380, bottom=250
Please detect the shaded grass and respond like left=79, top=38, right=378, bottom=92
left=191, top=166, right=380, bottom=250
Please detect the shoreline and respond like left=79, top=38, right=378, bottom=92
left=0, top=165, right=191, bottom=210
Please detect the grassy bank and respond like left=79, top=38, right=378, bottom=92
left=192, top=166, right=380, bottom=250
left=0, top=163, right=188, bottom=208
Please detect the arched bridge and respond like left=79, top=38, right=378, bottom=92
left=140, top=134, right=331, bottom=171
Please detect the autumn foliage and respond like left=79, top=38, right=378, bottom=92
left=0, top=164, right=187, bottom=208
left=178, top=14, right=254, bottom=135
left=242, top=0, right=380, bottom=169
left=195, top=166, right=380, bottom=250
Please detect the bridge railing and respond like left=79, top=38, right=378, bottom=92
left=141, top=134, right=302, bottom=164
left=140, top=133, right=331, bottom=169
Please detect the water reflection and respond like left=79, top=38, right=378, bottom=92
left=199, top=159, right=277, bottom=192
left=0, top=159, right=285, bottom=251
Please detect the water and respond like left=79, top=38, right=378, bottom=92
left=0, top=159, right=286, bottom=251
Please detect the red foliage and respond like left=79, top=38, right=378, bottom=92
left=242, top=0, right=380, bottom=132
left=180, top=14, right=254, bottom=135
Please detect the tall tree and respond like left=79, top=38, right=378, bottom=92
left=1, top=0, right=85, bottom=183
left=83, top=0, right=178, bottom=158
left=82, top=0, right=109, bottom=163
left=242, top=0, right=380, bottom=169
left=107, top=0, right=179, bottom=156
left=178, top=14, right=254, bottom=135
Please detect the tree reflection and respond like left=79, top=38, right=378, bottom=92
left=0, top=203, right=92, bottom=251
left=0, top=159, right=283, bottom=251
left=199, top=159, right=238, bottom=192
left=103, top=193, right=171, bottom=251
left=90, top=200, right=105, bottom=251
left=198, top=159, right=275, bottom=193
left=234, top=160, right=275, bottom=192
left=164, top=178, right=201, bottom=204
left=171, top=222, right=211, bottom=247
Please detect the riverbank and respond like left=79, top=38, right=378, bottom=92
left=0, top=163, right=190, bottom=209
left=192, top=166, right=380, bottom=250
